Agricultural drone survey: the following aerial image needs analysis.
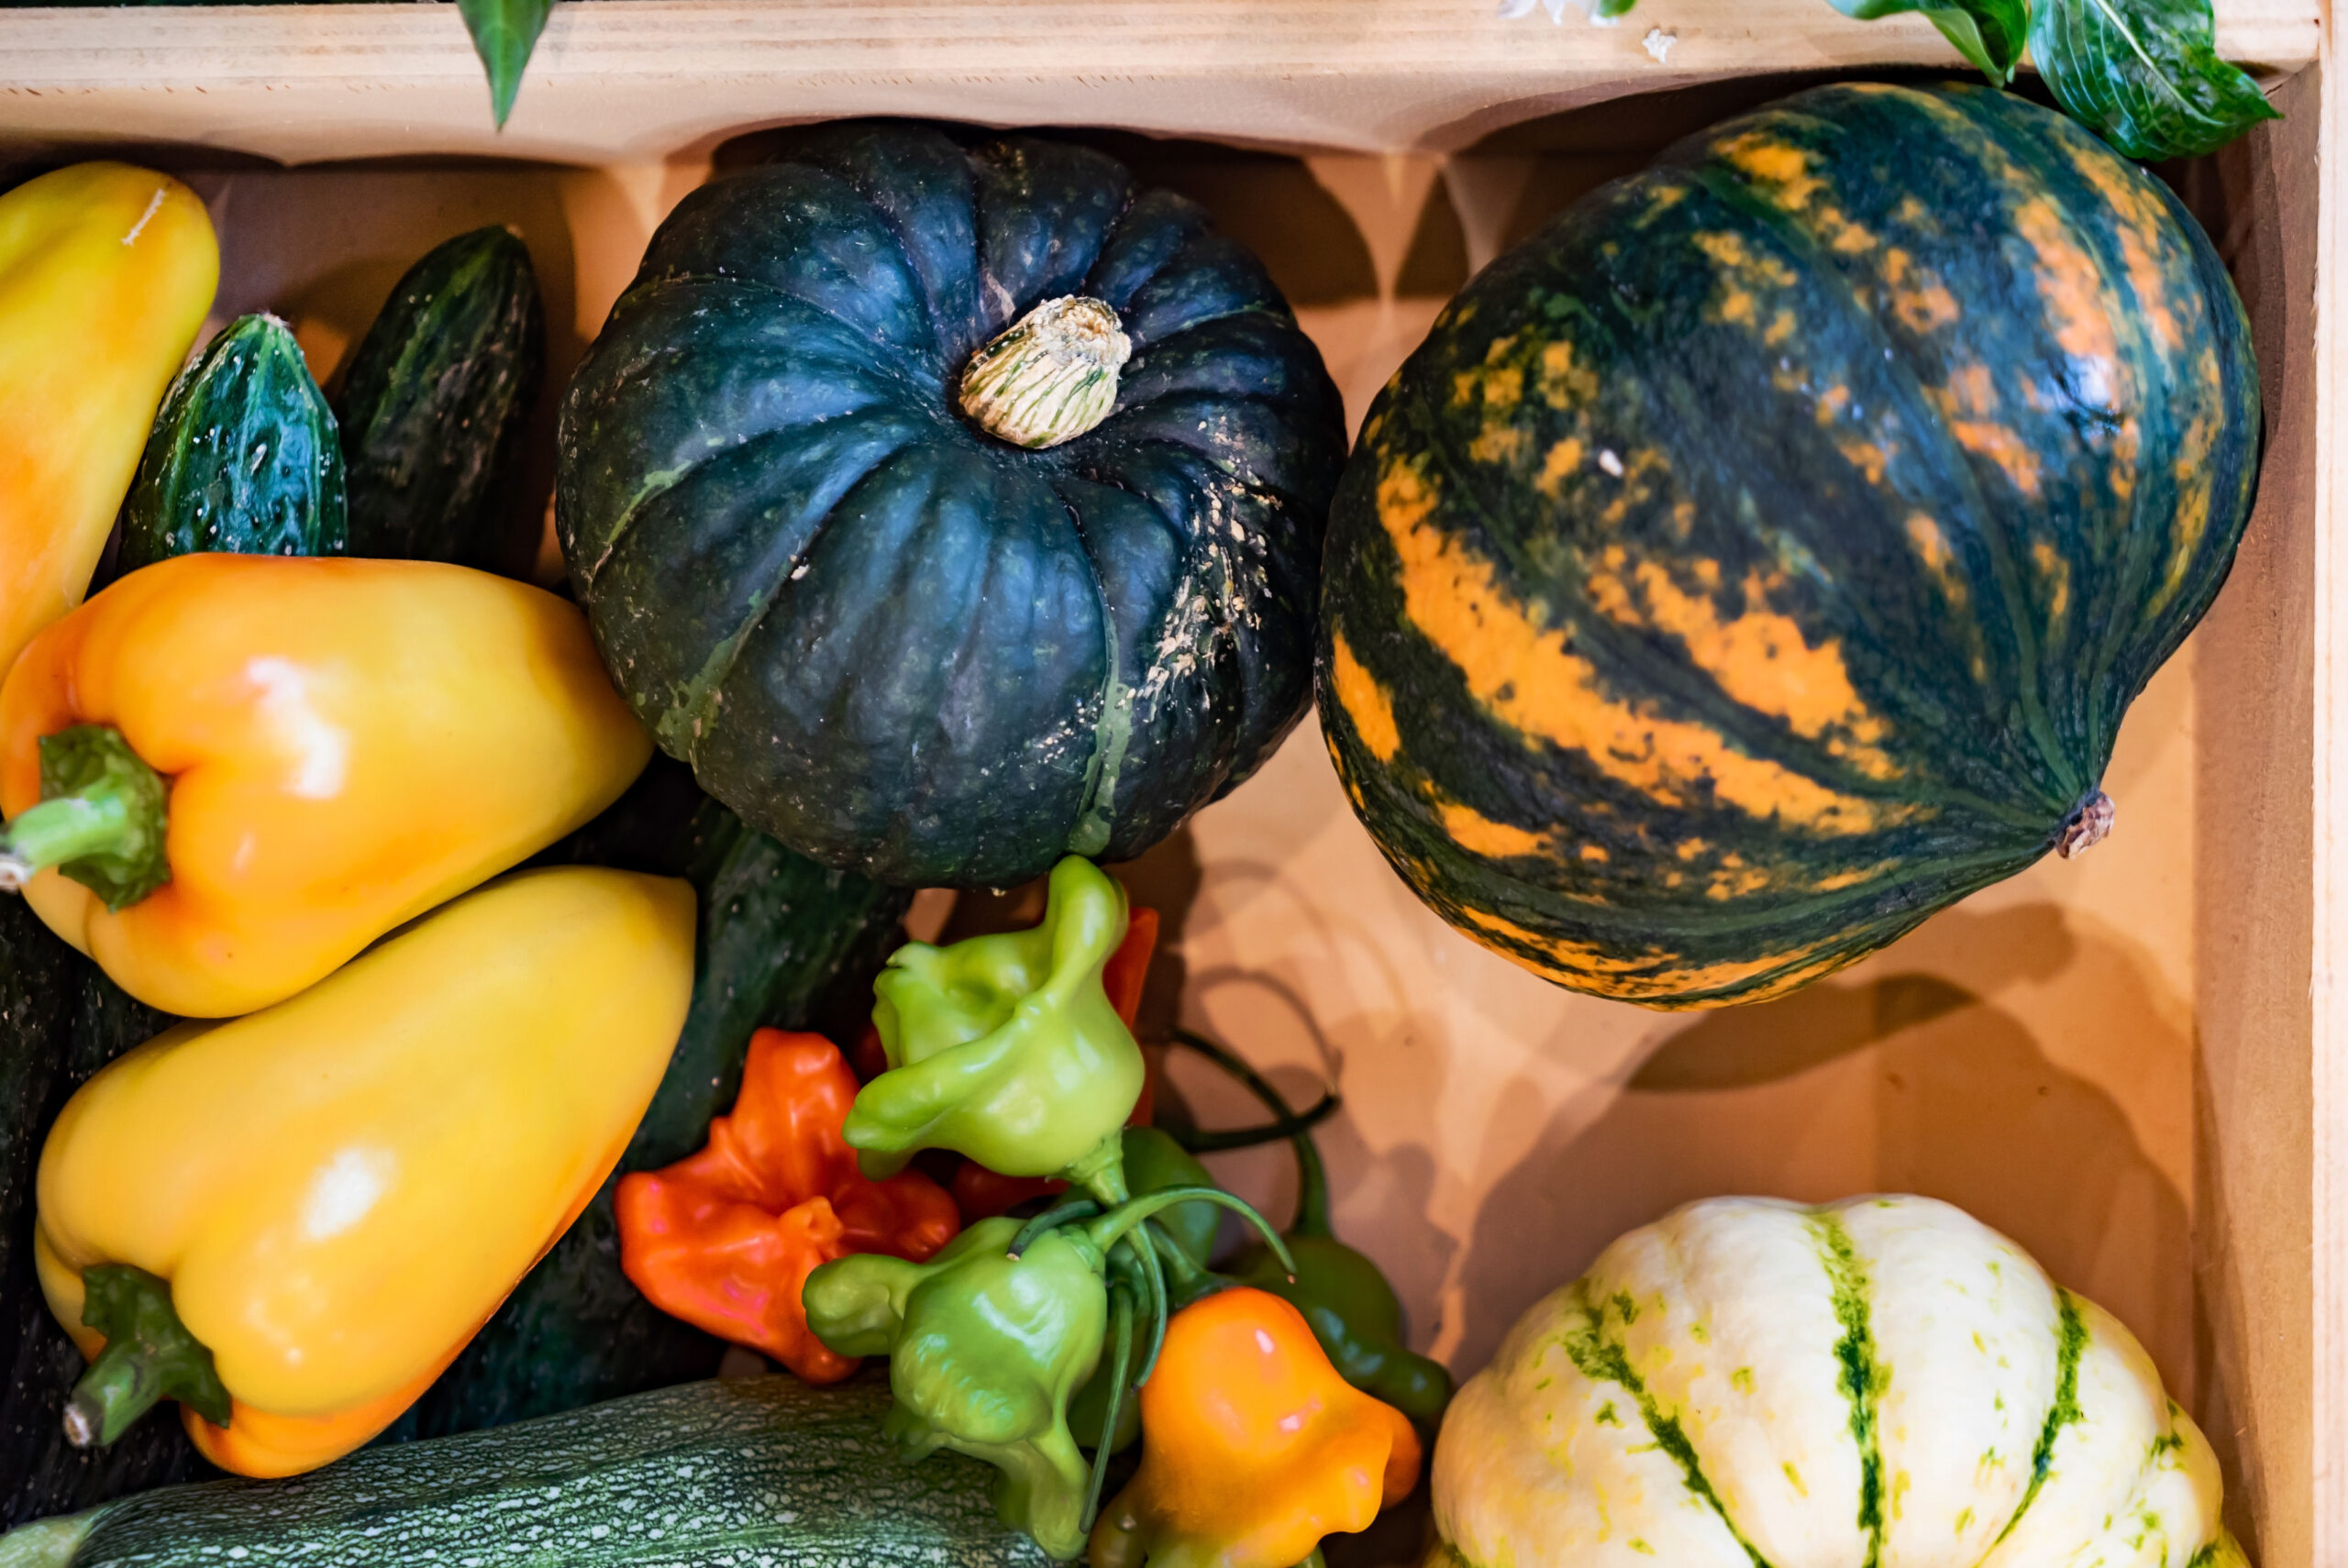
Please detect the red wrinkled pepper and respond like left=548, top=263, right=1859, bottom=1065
left=615, top=1028, right=958, bottom=1382
left=947, top=907, right=1161, bottom=1222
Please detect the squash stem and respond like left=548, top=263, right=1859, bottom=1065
left=64, top=1264, right=230, bottom=1448
left=0, top=725, right=171, bottom=910
left=958, top=296, right=1131, bottom=449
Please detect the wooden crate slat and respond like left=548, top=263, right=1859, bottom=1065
left=0, top=0, right=2320, bottom=162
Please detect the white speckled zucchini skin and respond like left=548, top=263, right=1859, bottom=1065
left=0, top=1376, right=1049, bottom=1568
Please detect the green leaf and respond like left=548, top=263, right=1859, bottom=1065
left=1828, top=0, right=2028, bottom=82
left=2030, top=0, right=2279, bottom=160
left=455, top=0, right=554, bottom=128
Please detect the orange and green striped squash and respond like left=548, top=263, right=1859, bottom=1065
left=1316, top=83, right=2260, bottom=1010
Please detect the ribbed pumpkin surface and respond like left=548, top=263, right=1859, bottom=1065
left=559, top=123, right=1344, bottom=889
left=1317, top=83, right=2259, bottom=1008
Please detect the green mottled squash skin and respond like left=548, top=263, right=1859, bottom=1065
left=0, top=1376, right=1049, bottom=1567
left=112, top=314, right=348, bottom=580
left=558, top=122, right=1344, bottom=889
left=383, top=756, right=911, bottom=1440
left=337, top=226, right=546, bottom=569
left=1318, top=83, right=2259, bottom=1009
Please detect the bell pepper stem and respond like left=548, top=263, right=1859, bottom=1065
left=64, top=1264, right=230, bottom=1448
left=1295, top=1552, right=1329, bottom=1568
left=1173, top=1028, right=1335, bottom=1238
left=0, top=725, right=172, bottom=911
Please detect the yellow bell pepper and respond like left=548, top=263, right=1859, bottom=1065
left=0, top=552, right=653, bottom=1016
left=34, top=866, right=696, bottom=1479
left=0, top=163, right=217, bottom=679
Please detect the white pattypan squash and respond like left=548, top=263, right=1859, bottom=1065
left=1430, top=1195, right=2245, bottom=1568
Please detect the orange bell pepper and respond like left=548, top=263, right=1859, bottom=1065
left=948, top=906, right=1158, bottom=1222
left=0, top=553, right=651, bottom=1016
left=615, top=1028, right=958, bottom=1382
left=1091, top=1287, right=1423, bottom=1568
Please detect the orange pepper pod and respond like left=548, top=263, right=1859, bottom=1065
left=615, top=1029, right=959, bottom=1382
left=0, top=554, right=651, bottom=1017
left=1091, top=1287, right=1423, bottom=1568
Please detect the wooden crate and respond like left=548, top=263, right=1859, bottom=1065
left=1, top=6, right=2339, bottom=1562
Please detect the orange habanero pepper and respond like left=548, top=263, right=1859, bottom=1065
left=1091, top=1287, right=1423, bottom=1568
left=615, top=1028, right=959, bottom=1382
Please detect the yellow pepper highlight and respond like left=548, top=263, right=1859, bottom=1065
left=34, top=866, right=696, bottom=1478
left=0, top=553, right=653, bottom=1016
left=0, top=163, right=217, bottom=679
left=1092, top=1287, right=1423, bottom=1568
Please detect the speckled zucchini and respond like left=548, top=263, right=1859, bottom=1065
left=112, top=313, right=348, bottom=580
left=336, top=225, right=545, bottom=568
left=0, top=1375, right=1050, bottom=1567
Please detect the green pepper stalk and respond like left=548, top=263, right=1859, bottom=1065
left=61, top=1264, right=230, bottom=1448
left=1172, top=1027, right=1456, bottom=1430
left=804, top=1188, right=1294, bottom=1561
left=847, top=856, right=1144, bottom=1202
left=0, top=725, right=172, bottom=910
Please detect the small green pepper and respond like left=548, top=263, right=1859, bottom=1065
left=807, top=1187, right=1294, bottom=1561
left=803, top=1215, right=1106, bottom=1558
left=847, top=856, right=1143, bottom=1196
left=1176, top=1029, right=1455, bottom=1431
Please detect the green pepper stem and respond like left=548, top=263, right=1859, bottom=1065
left=1008, top=1197, right=1102, bottom=1258
left=1089, top=1186, right=1296, bottom=1280
left=1295, top=1551, right=1329, bottom=1568
left=0, top=796, right=132, bottom=885
left=1170, top=1091, right=1341, bottom=1154
left=64, top=1264, right=230, bottom=1448
left=1126, top=1231, right=1169, bottom=1385
left=1173, top=1028, right=1333, bottom=1237
left=0, top=726, right=172, bottom=911
left=1145, top=1220, right=1232, bottom=1313
left=1083, top=1286, right=1135, bottom=1524
left=1062, top=1130, right=1131, bottom=1209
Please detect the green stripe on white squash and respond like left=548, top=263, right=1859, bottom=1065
left=1431, top=1196, right=2245, bottom=1568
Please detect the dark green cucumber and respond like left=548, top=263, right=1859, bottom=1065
left=112, top=314, right=348, bottom=581
left=0, top=1375, right=1050, bottom=1567
left=336, top=226, right=545, bottom=568
left=1, top=905, right=202, bottom=1525
left=385, top=756, right=912, bottom=1439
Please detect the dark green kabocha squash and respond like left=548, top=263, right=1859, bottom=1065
left=558, top=121, right=1346, bottom=889
left=1318, top=83, right=2259, bottom=1009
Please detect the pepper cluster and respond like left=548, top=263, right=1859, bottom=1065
left=621, top=854, right=1436, bottom=1565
